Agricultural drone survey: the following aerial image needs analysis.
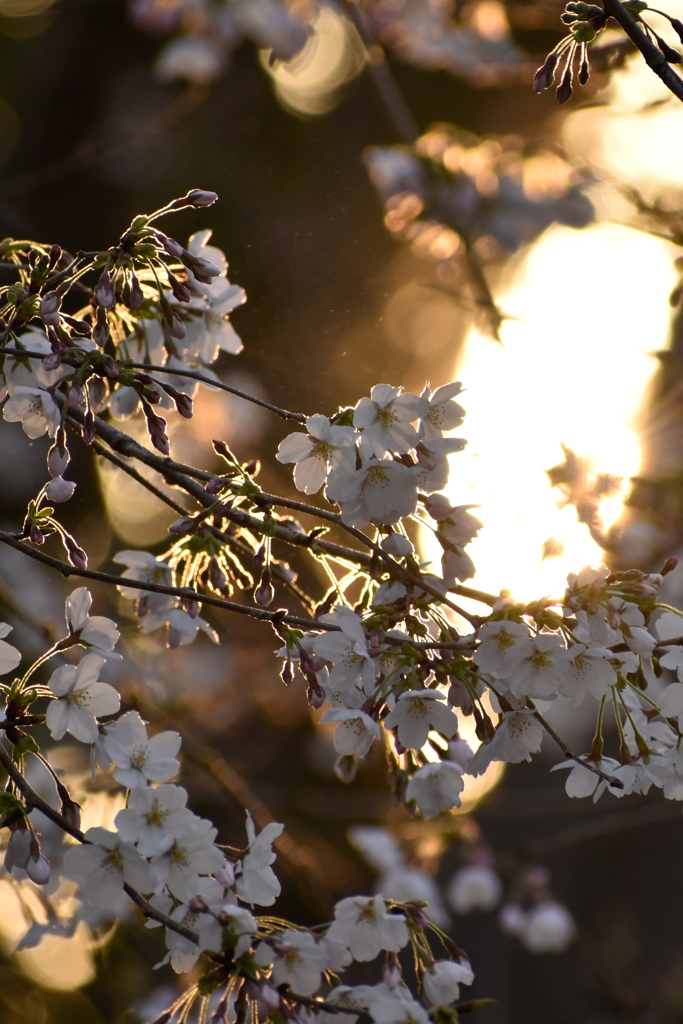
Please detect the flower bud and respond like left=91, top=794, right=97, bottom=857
left=64, top=535, right=88, bottom=570
left=83, top=410, right=95, bottom=446
left=208, top=557, right=228, bottom=592
left=30, top=524, right=44, bottom=545
left=26, top=852, right=51, bottom=886
left=47, top=441, right=70, bottom=478
left=95, top=270, right=115, bottom=308
left=661, top=556, right=679, bottom=576
left=258, top=984, right=280, bottom=1011
left=49, top=244, right=62, bottom=266
left=533, top=51, right=558, bottom=92
left=255, top=572, right=274, bottom=607
left=381, top=532, right=413, bottom=557
left=383, top=952, right=402, bottom=990
left=168, top=517, right=197, bottom=536
left=188, top=896, right=207, bottom=913
left=167, top=270, right=192, bottom=302
left=307, top=681, right=325, bottom=709
left=46, top=476, right=77, bottom=502
left=281, top=659, right=294, bottom=685
left=40, top=291, right=61, bottom=326
left=214, top=858, right=236, bottom=888
left=186, top=189, right=219, bottom=207
left=160, top=234, right=185, bottom=259
left=103, top=355, right=120, bottom=379
left=129, top=271, right=145, bottom=309
left=67, top=386, right=85, bottom=407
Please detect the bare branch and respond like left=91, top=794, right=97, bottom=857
left=602, top=0, right=683, bottom=102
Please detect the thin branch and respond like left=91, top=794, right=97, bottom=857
left=0, top=742, right=199, bottom=943
left=602, top=0, right=683, bottom=102
left=0, top=530, right=334, bottom=633
left=131, top=364, right=306, bottom=423
left=529, top=701, right=624, bottom=790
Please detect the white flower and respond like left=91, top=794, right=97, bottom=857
left=313, top=608, right=377, bottom=695
left=103, top=711, right=181, bottom=788
left=182, top=282, right=246, bottom=362
left=63, top=827, right=150, bottom=908
left=347, top=826, right=404, bottom=874
left=354, top=385, right=428, bottom=457
left=658, top=681, right=683, bottom=726
left=3, top=386, right=60, bottom=438
left=446, top=865, right=502, bottom=913
left=256, top=930, right=328, bottom=996
left=380, top=534, right=413, bottom=558
left=376, top=866, right=449, bottom=928
left=418, top=382, right=465, bottom=448
left=473, top=620, right=529, bottom=675
left=327, top=895, right=409, bottom=962
left=521, top=901, right=576, bottom=953
left=405, top=761, right=464, bottom=818
left=422, top=959, right=474, bottom=1006
left=436, top=505, right=482, bottom=546
left=468, top=711, right=543, bottom=776
left=326, top=457, right=419, bottom=529
left=235, top=812, right=284, bottom=906
left=384, top=691, right=458, bottom=750
left=321, top=708, right=380, bottom=757
left=114, top=784, right=198, bottom=857
left=46, top=654, right=120, bottom=743
left=276, top=415, right=358, bottom=494
left=373, top=581, right=407, bottom=606
left=113, top=550, right=175, bottom=621
left=499, top=634, right=571, bottom=700
left=0, top=623, right=20, bottom=676
left=45, top=476, right=76, bottom=502
left=65, top=587, right=121, bottom=658
left=551, top=757, right=621, bottom=800
left=150, top=817, right=224, bottom=901
left=369, top=988, right=430, bottom=1024
left=561, top=645, right=617, bottom=703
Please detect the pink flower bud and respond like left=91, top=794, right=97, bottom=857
left=188, top=896, right=207, bottom=913
left=167, top=271, right=192, bottom=303
left=67, top=386, right=85, bottom=407
left=64, top=535, right=87, bottom=570
left=129, top=271, right=145, bottom=309
left=258, top=984, right=280, bottom=1010
left=168, top=517, right=197, bottom=536
left=83, top=411, right=95, bottom=445
left=384, top=952, right=402, bottom=989
left=160, top=234, right=185, bottom=259
left=186, top=189, right=218, bottom=207
left=95, top=270, right=115, bottom=308
left=47, top=442, right=70, bottom=478
left=40, top=292, right=61, bottom=326
left=30, top=524, right=44, bottom=545
left=46, top=476, right=77, bottom=502
left=214, top=858, right=236, bottom=888
left=26, top=853, right=50, bottom=886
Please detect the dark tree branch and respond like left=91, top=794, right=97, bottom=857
left=602, top=0, right=683, bottom=102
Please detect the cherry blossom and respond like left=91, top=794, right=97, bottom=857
left=468, top=711, right=543, bottom=775
left=422, top=959, right=474, bottom=1006
left=312, top=608, right=376, bottom=696
left=114, top=784, right=198, bottom=856
left=3, top=386, right=60, bottom=438
left=276, top=414, right=357, bottom=494
left=354, top=385, right=428, bottom=457
left=327, top=895, right=409, bottom=961
left=103, top=711, right=181, bottom=788
left=46, top=654, right=120, bottom=743
left=405, top=761, right=464, bottom=818
left=520, top=901, right=576, bottom=953
left=0, top=624, right=21, bottom=676
left=326, top=457, right=419, bottom=528
left=561, top=645, right=617, bottom=703
left=235, top=813, right=284, bottom=906
left=499, top=633, right=571, bottom=700
left=321, top=707, right=380, bottom=757
left=63, top=827, right=151, bottom=908
left=384, top=690, right=458, bottom=750
left=149, top=817, right=224, bottom=901
left=65, top=587, right=121, bottom=658
left=473, top=620, right=530, bottom=675
left=446, top=865, right=502, bottom=913
left=255, top=930, right=329, bottom=996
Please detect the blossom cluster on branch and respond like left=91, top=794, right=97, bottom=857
left=0, top=193, right=682, bottom=1018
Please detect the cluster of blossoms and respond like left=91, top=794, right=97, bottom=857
left=131, top=0, right=523, bottom=92
left=0, top=586, right=477, bottom=1023
left=4, top=194, right=683, bottom=1018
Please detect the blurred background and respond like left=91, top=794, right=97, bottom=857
left=3, top=0, right=683, bottom=1021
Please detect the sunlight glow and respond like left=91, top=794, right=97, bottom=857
left=435, top=222, right=677, bottom=603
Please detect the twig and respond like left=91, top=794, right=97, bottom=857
left=602, top=0, right=683, bottom=102
left=130, top=363, right=306, bottom=423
